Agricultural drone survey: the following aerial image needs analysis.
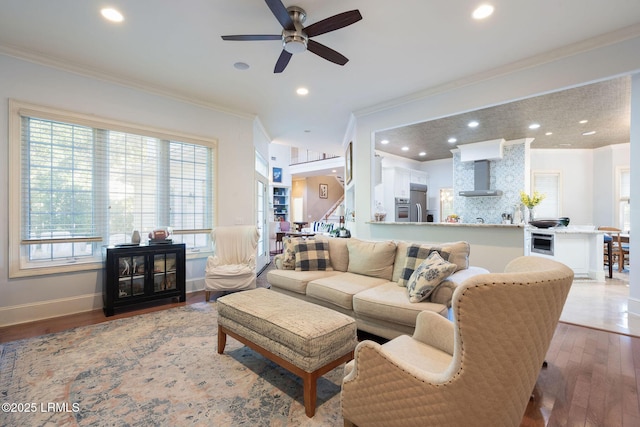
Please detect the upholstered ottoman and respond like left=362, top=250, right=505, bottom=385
left=217, top=288, right=357, bottom=417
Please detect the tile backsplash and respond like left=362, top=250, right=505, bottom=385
left=453, top=142, right=526, bottom=224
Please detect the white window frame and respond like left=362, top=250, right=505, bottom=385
left=616, top=166, right=630, bottom=232
left=9, top=99, right=217, bottom=278
left=531, top=170, right=562, bottom=218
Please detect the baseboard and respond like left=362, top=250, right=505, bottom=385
left=0, top=278, right=206, bottom=327
left=629, top=296, right=640, bottom=318
left=0, top=293, right=103, bottom=327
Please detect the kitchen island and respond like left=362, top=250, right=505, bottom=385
left=365, top=221, right=525, bottom=273
left=524, top=226, right=605, bottom=281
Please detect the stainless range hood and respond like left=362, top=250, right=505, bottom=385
left=458, top=159, right=503, bottom=197
left=457, top=139, right=504, bottom=197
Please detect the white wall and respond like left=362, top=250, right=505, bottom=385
left=628, top=74, right=640, bottom=316
left=0, top=54, right=257, bottom=325
left=422, top=158, right=454, bottom=216
left=530, top=149, right=595, bottom=225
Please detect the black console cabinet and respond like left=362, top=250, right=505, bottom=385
left=103, top=243, right=186, bottom=316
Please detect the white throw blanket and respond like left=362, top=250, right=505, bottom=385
left=204, top=225, right=259, bottom=291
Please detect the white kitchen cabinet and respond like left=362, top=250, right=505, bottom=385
left=392, top=167, right=411, bottom=198
left=410, top=170, right=428, bottom=185
left=525, top=227, right=605, bottom=281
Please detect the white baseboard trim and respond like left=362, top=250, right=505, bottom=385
left=1, top=278, right=207, bottom=327
left=629, top=296, right=640, bottom=318
left=0, top=293, right=103, bottom=327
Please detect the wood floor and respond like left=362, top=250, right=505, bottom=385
left=2, top=291, right=639, bottom=427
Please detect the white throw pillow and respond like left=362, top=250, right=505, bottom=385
left=407, top=252, right=457, bottom=303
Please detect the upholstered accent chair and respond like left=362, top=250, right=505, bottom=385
left=341, top=256, right=574, bottom=427
left=204, top=225, right=260, bottom=301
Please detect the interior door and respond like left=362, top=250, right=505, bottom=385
left=255, top=176, right=269, bottom=272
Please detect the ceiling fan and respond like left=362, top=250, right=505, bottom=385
left=221, top=0, right=362, bottom=73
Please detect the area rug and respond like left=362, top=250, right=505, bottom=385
left=0, top=302, right=344, bottom=426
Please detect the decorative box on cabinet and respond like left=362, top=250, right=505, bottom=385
left=103, top=243, right=186, bottom=316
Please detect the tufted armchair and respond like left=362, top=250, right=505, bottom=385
left=341, top=256, right=574, bottom=427
left=204, top=225, right=260, bottom=301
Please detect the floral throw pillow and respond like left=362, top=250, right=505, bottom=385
left=282, top=237, right=312, bottom=270
left=406, top=252, right=457, bottom=303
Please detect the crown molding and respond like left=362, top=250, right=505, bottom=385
left=0, top=43, right=256, bottom=121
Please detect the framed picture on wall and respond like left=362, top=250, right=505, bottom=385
left=272, top=167, right=282, bottom=183
left=345, top=142, right=353, bottom=184
left=319, top=183, right=328, bottom=199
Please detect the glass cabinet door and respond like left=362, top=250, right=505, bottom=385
left=153, top=252, right=177, bottom=292
left=117, top=255, right=145, bottom=298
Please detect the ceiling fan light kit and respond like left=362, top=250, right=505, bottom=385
left=221, top=0, right=362, bottom=73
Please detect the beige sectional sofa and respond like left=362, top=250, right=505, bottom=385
left=266, top=236, right=488, bottom=340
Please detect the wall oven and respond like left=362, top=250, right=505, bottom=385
left=531, top=233, right=554, bottom=256
left=395, top=198, right=410, bottom=222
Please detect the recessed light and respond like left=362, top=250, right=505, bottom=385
left=545, top=132, right=553, bottom=136
left=448, top=137, right=457, bottom=143
left=233, top=62, right=250, bottom=70
left=528, top=123, right=540, bottom=130
left=296, top=87, right=309, bottom=96
left=380, top=139, right=390, bottom=145
left=472, top=4, right=494, bottom=20
left=582, top=131, right=596, bottom=136
left=401, top=146, right=409, bottom=151
left=101, top=8, right=124, bottom=23
left=468, top=121, right=479, bottom=128
left=419, top=152, right=427, bottom=157
left=579, top=120, right=588, bottom=124
left=332, top=169, right=337, bottom=173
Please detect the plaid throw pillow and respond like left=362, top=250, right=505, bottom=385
left=397, top=244, right=452, bottom=287
left=294, top=240, right=332, bottom=271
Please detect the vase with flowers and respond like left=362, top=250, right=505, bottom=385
left=520, top=190, right=546, bottom=222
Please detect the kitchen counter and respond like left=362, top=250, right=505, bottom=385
left=525, top=226, right=604, bottom=234
left=367, top=221, right=525, bottom=228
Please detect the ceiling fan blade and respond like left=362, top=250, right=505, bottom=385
left=265, top=0, right=294, bottom=30
left=274, top=50, right=293, bottom=73
left=304, top=10, right=362, bottom=38
left=307, top=40, right=348, bottom=66
left=221, top=35, right=281, bottom=41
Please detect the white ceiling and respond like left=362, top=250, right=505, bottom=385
left=1, top=0, right=640, bottom=157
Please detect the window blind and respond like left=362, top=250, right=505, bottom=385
left=13, top=101, right=216, bottom=274
left=533, top=172, right=560, bottom=218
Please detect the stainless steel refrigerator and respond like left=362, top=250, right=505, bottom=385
left=409, top=183, right=428, bottom=222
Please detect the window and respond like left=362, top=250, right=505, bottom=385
left=618, top=167, right=630, bottom=232
left=9, top=100, right=216, bottom=277
left=532, top=171, right=561, bottom=218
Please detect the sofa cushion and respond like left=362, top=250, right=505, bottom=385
left=407, top=252, right=457, bottom=303
left=306, top=272, right=389, bottom=311
left=266, top=269, right=341, bottom=295
left=294, top=240, right=332, bottom=271
left=353, top=282, right=448, bottom=327
left=347, top=239, right=397, bottom=280
left=396, top=241, right=470, bottom=286
left=327, top=237, right=350, bottom=272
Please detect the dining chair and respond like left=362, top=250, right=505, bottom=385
left=618, top=234, right=629, bottom=272
left=598, top=226, right=619, bottom=278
